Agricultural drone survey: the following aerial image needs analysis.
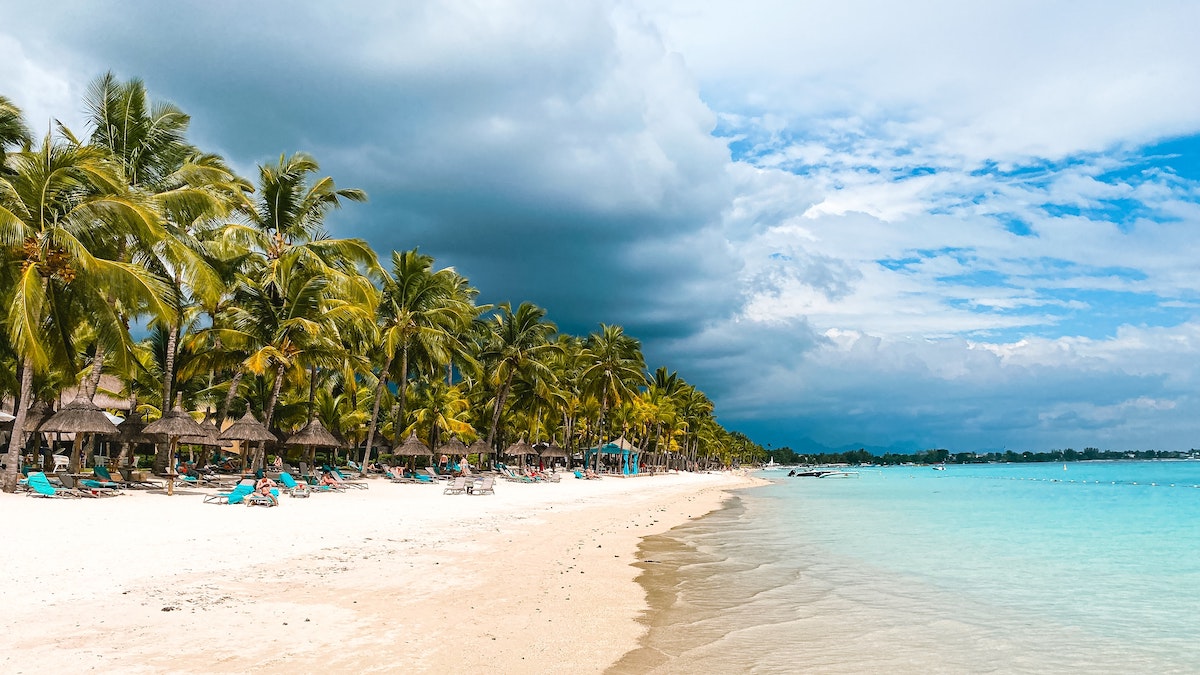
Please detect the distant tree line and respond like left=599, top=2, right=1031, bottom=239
left=765, top=446, right=1198, bottom=466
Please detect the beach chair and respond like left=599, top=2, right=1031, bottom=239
left=118, top=466, right=165, bottom=489
left=56, top=473, right=119, bottom=497
left=244, top=489, right=279, bottom=507
left=52, top=454, right=70, bottom=473
left=468, top=475, right=495, bottom=495
left=502, top=468, right=534, bottom=483
left=202, top=483, right=255, bottom=504
left=278, top=472, right=312, bottom=497
left=442, top=476, right=468, bottom=495
left=26, top=472, right=83, bottom=499
left=330, top=468, right=369, bottom=489
left=93, top=465, right=137, bottom=489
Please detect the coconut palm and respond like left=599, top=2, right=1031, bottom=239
left=0, top=95, right=31, bottom=167
left=406, top=377, right=474, bottom=450
left=478, top=302, right=559, bottom=460
left=83, top=73, right=253, bottom=413
left=580, top=324, right=646, bottom=469
left=362, top=248, right=478, bottom=471
left=0, top=130, right=173, bottom=492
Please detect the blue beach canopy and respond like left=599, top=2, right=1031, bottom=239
left=583, top=436, right=642, bottom=475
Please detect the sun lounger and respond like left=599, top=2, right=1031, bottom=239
left=278, top=472, right=312, bottom=497
left=468, top=475, right=495, bottom=495
left=443, top=476, right=468, bottom=495
left=56, top=472, right=121, bottom=497
left=26, top=472, right=84, bottom=498
left=330, top=468, right=369, bottom=489
left=93, top=465, right=139, bottom=489
left=117, top=466, right=164, bottom=489
left=203, top=483, right=255, bottom=504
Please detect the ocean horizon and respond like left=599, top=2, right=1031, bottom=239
left=612, top=461, right=1200, bottom=674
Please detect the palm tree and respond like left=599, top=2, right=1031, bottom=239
left=362, top=248, right=478, bottom=471
left=212, top=152, right=376, bottom=467
left=83, top=73, right=252, bottom=416
left=580, top=324, right=646, bottom=469
left=406, top=377, right=474, bottom=450
left=0, top=95, right=31, bottom=167
left=0, top=130, right=173, bottom=492
left=478, top=302, right=559, bottom=460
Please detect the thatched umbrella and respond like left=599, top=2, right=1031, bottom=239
left=219, top=411, right=277, bottom=444
left=466, top=438, right=490, bottom=467
left=142, top=406, right=208, bottom=495
left=115, top=408, right=154, bottom=469
left=393, top=432, right=431, bottom=470
left=539, top=441, right=567, bottom=458
left=436, top=436, right=468, bottom=460
left=22, top=400, right=52, bottom=433
left=39, top=396, right=119, bottom=472
left=285, top=418, right=340, bottom=468
left=504, top=437, right=536, bottom=469
left=218, top=411, right=277, bottom=468
left=13, top=401, right=54, bottom=468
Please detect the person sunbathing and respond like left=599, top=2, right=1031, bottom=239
left=256, top=476, right=279, bottom=506
left=318, top=471, right=339, bottom=488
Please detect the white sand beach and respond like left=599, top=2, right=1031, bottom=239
left=0, top=471, right=757, bottom=673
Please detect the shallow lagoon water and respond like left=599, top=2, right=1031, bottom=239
left=610, top=462, right=1200, bottom=674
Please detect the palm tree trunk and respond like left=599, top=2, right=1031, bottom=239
left=84, top=342, right=105, bottom=401
left=307, top=364, right=317, bottom=422
left=1, top=354, right=35, bottom=493
left=263, top=363, right=286, bottom=429
left=216, top=369, right=245, bottom=426
left=161, top=322, right=179, bottom=414
left=396, top=347, right=409, bottom=442
left=258, top=363, right=286, bottom=470
left=486, top=371, right=516, bottom=466
left=362, top=355, right=393, bottom=475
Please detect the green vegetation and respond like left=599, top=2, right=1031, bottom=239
left=766, top=446, right=1198, bottom=466
left=0, top=74, right=765, bottom=491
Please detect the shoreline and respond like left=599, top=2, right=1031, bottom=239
left=1, top=470, right=759, bottom=673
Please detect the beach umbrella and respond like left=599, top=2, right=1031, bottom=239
left=504, top=437, right=536, bottom=469
left=114, top=408, right=155, bottom=469
left=503, top=437, right=535, bottom=457
left=218, top=410, right=278, bottom=467
left=393, top=431, right=431, bottom=470
left=466, top=438, right=490, bottom=456
left=436, top=436, right=468, bottom=459
left=39, top=396, right=120, bottom=472
left=218, top=410, right=278, bottom=443
left=8, top=401, right=53, bottom=467
left=20, top=400, right=53, bottom=433
left=394, top=432, right=432, bottom=456
left=143, top=405, right=208, bottom=495
left=538, top=442, right=567, bottom=458
left=393, top=431, right=432, bottom=470
left=285, top=418, right=341, bottom=467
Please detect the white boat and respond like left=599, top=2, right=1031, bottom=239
left=933, top=464, right=946, bottom=471
left=818, top=471, right=860, bottom=478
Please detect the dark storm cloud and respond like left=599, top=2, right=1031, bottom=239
left=7, top=0, right=741, bottom=345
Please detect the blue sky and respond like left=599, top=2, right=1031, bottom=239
left=3, top=0, right=1200, bottom=453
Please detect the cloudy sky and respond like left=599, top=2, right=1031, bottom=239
left=4, top=0, right=1200, bottom=453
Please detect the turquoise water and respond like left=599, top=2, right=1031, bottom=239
left=611, top=462, right=1200, bottom=674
